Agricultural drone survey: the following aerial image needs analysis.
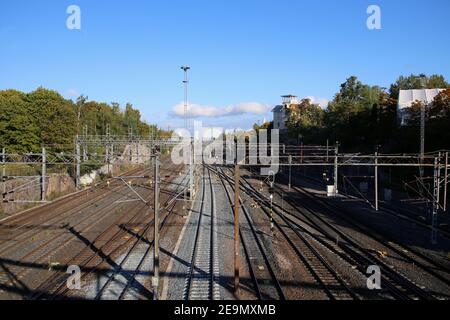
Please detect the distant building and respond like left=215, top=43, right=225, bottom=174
left=272, top=95, right=300, bottom=132
left=398, top=89, right=444, bottom=125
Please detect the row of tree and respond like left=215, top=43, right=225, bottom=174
left=0, top=87, right=170, bottom=153
left=282, top=74, right=450, bottom=153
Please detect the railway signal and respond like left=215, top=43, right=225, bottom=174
left=268, top=172, right=275, bottom=232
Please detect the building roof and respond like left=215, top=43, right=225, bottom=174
left=272, top=105, right=285, bottom=112
left=398, top=89, right=445, bottom=109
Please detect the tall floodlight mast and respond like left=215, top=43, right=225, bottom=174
left=181, top=65, right=190, bottom=132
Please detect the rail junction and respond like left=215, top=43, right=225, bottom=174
left=0, top=137, right=449, bottom=300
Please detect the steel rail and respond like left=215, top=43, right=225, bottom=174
left=117, top=171, right=190, bottom=300
left=95, top=173, right=188, bottom=300
left=214, top=165, right=286, bottom=300
left=0, top=167, right=151, bottom=258
left=268, top=177, right=438, bottom=300
left=214, top=165, right=358, bottom=300
left=184, top=166, right=208, bottom=300
left=26, top=165, right=185, bottom=299
left=277, top=169, right=450, bottom=287
left=212, top=165, right=263, bottom=299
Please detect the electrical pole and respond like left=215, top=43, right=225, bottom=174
left=420, top=103, right=425, bottom=179
left=41, top=147, right=46, bottom=201
left=136, top=143, right=139, bottom=164
left=326, top=139, right=329, bottom=162
left=234, top=164, right=240, bottom=296
left=431, top=154, right=440, bottom=244
left=83, top=125, right=88, bottom=162
left=1, top=147, right=5, bottom=176
left=190, top=138, right=193, bottom=200
left=152, top=155, right=160, bottom=299
left=106, top=124, right=111, bottom=175
left=300, top=141, right=304, bottom=164
left=76, top=140, right=81, bottom=189
left=334, top=142, right=339, bottom=196
left=2, top=148, right=6, bottom=195
left=444, top=152, right=448, bottom=212
left=288, top=155, right=292, bottom=191
left=419, top=76, right=427, bottom=179
left=375, top=150, right=379, bottom=211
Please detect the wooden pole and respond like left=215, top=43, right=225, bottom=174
left=190, top=139, right=193, bottom=200
left=234, top=164, right=240, bottom=296
left=375, top=151, right=379, bottom=211
left=153, top=156, right=160, bottom=299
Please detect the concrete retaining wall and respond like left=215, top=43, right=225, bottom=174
left=0, top=173, right=76, bottom=215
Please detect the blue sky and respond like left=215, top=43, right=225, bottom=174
left=1, top=0, right=449, bottom=131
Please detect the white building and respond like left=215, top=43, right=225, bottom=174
left=272, top=95, right=299, bottom=131
left=398, top=89, right=444, bottom=125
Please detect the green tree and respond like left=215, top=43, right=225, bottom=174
left=0, top=87, right=170, bottom=155
left=27, top=88, right=77, bottom=151
left=389, top=74, right=449, bottom=99
left=325, top=76, right=384, bottom=149
left=0, top=90, right=40, bottom=152
left=124, top=103, right=141, bottom=136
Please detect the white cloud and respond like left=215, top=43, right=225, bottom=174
left=304, top=96, right=329, bottom=108
left=67, top=89, right=79, bottom=97
left=171, top=102, right=271, bottom=118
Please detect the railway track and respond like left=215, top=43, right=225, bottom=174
left=243, top=167, right=444, bottom=300
left=0, top=167, right=154, bottom=298
left=36, top=166, right=187, bottom=300
left=0, top=165, right=147, bottom=252
left=288, top=170, right=450, bottom=239
left=212, top=165, right=356, bottom=300
left=211, top=165, right=285, bottom=300
left=93, top=170, right=190, bottom=300
left=0, top=161, right=186, bottom=299
left=276, top=170, right=450, bottom=287
left=183, top=165, right=220, bottom=300
left=279, top=171, right=450, bottom=288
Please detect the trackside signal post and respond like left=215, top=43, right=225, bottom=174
left=269, top=173, right=275, bottom=232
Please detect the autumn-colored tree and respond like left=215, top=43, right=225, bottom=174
left=286, top=98, right=324, bottom=142
left=429, top=88, right=450, bottom=120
